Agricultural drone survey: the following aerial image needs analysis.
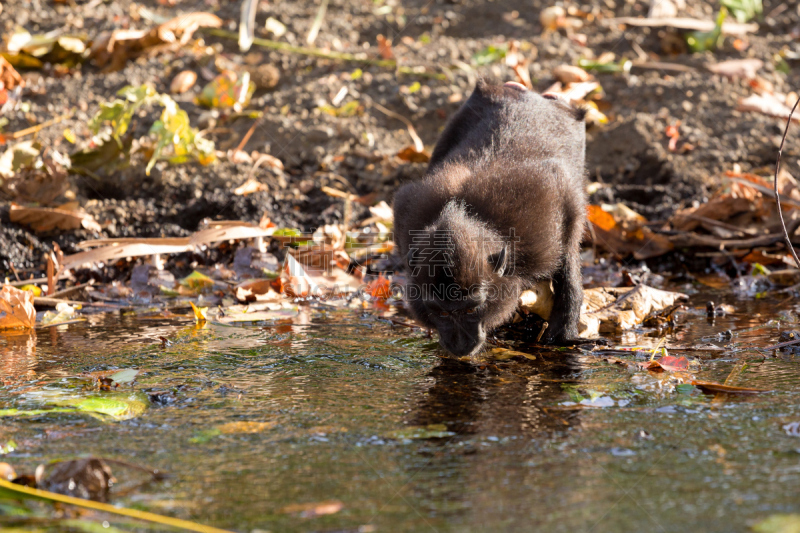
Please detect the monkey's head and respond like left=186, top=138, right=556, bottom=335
left=404, top=201, right=522, bottom=357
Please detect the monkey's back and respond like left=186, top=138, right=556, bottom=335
left=393, top=80, right=587, bottom=284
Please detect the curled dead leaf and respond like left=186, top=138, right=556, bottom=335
left=553, top=65, right=592, bottom=84
left=0, top=284, right=36, bottom=330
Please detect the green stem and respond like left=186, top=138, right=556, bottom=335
left=205, top=28, right=447, bottom=79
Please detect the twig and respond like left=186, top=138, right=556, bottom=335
left=49, top=281, right=93, bottom=299
left=773, top=95, right=800, bottom=270
left=234, top=115, right=264, bottom=154
left=8, top=262, right=20, bottom=282
left=5, top=275, right=70, bottom=287
left=208, top=29, right=396, bottom=67
left=306, top=0, right=329, bottom=45
left=369, top=101, right=424, bottom=152
left=34, top=297, right=116, bottom=308
left=206, top=29, right=446, bottom=79
left=11, top=110, right=73, bottom=140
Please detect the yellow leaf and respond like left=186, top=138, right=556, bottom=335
left=189, top=301, right=207, bottom=322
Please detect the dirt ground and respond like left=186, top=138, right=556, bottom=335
left=1, top=0, right=799, bottom=273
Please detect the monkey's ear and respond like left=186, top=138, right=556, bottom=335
left=488, top=245, right=507, bottom=277
left=406, top=249, right=414, bottom=268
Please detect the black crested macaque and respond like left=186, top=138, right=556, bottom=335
left=392, top=80, right=588, bottom=356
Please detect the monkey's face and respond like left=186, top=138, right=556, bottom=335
left=407, top=280, right=521, bottom=357
left=415, top=296, right=486, bottom=357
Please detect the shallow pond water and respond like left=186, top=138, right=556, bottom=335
left=1, top=290, right=800, bottom=532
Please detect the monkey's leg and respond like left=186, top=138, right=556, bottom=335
left=541, top=248, right=605, bottom=345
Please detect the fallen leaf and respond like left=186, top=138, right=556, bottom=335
left=691, top=381, right=769, bottom=395
left=0, top=56, right=24, bottom=90
left=108, top=368, right=139, bottom=385
left=489, top=347, right=537, bottom=361
left=40, top=302, right=78, bottom=326
left=196, top=70, right=255, bottom=109
left=376, top=34, right=394, bottom=59
left=581, top=285, right=688, bottom=336
left=0, top=285, right=36, bottom=330
left=737, top=93, right=800, bottom=124
left=707, top=58, right=762, bottom=79
left=91, top=13, right=222, bottom=71
left=638, top=355, right=691, bottom=372
left=553, top=64, right=592, bottom=83
left=396, top=145, right=431, bottom=163
left=9, top=203, right=101, bottom=233
left=181, top=271, right=214, bottom=294
left=366, top=275, right=391, bottom=300
left=588, top=204, right=674, bottom=259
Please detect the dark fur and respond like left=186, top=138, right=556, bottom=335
left=392, top=80, right=587, bottom=355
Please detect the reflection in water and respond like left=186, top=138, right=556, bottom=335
left=412, top=355, right=582, bottom=437
left=0, top=293, right=798, bottom=532
left=0, top=330, right=37, bottom=385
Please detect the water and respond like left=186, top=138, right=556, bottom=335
left=1, top=291, right=799, bottom=532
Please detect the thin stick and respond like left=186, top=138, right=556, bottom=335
left=536, top=321, right=549, bottom=343
left=208, top=29, right=397, bottom=67
left=8, top=262, right=21, bottom=282
left=370, top=101, right=424, bottom=152
left=773, top=95, right=800, bottom=270
left=306, top=0, right=329, bottom=45
left=11, top=110, right=73, bottom=140
left=234, top=115, right=263, bottom=154
left=49, top=281, right=92, bottom=299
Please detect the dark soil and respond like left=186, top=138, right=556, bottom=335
left=1, top=0, right=799, bottom=272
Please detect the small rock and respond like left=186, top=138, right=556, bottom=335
left=307, top=127, right=333, bottom=143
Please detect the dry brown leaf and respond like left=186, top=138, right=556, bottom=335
left=670, top=182, right=760, bottom=231
left=707, top=58, right=762, bottom=79
left=376, top=34, right=394, bottom=60
left=691, top=380, right=768, bottom=395
left=90, top=12, right=222, bottom=71
left=588, top=204, right=674, bottom=259
left=543, top=81, right=601, bottom=103
left=9, top=203, right=101, bottom=233
left=553, top=65, right=592, bottom=84
left=737, top=93, right=800, bottom=123
left=580, top=284, right=688, bottom=336
left=0, top=285, right=36, bottom=330
left=62, top=241, right=192, bottom=270
left=190, top=222, right=275, bottom=246
left=396, top=145, right=431, bottom=163
left=0, top=55, right=24, bottom=90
